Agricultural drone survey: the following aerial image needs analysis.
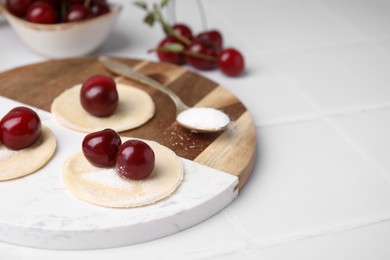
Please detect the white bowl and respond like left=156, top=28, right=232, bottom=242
left=1, top=3, right=122, bottom=58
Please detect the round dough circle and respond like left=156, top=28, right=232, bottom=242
left=62, top=138, right=183, bottom=208
left=0, top=126, right=57, bottom=181
left=51, top=83, right=155, bottom=133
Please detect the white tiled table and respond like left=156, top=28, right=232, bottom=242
left=1, top=0, right=390, bottom=259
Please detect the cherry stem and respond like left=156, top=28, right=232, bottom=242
left=84, top=0, right=92, bottom=8
left=60, top=1, right=67, bottom=21
left=149, top=47, right=218, bottom=62
left=152, top=4, right=192, bottom=46
left=196, top=0, right=207, bottom=30
left=166, top=0, right=176, bottom=24
left=183, top=50, right=217, bottom=61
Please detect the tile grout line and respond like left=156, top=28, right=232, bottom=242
left=302, top=0, right=390, bottom=176
left=250, top=213, right=390, bottom=250
left=254, top=38, right=365, bottom=57
left=322, top=115, right=390, bottom=186
left=258, top=57, right=390, bottom=189
left=179, top=210, right=390, bottom=259
left=200, top=3, right=261, bottom=54
left=257, top=40, right=390, bottom=186
left=195, top=2, right=390, bottom=256
left=222, top=208, right=259, bottom=258
left=257, top=102, right=390, bottom=128
left=258, top=55, right=329, bottom=119
left=205, top=205, right=390, bottom=257
left=190, top=2, right=390, bottom=258
left=205, top=0, right=386, bottom=58
left=307, top=0, right=390, bottom=58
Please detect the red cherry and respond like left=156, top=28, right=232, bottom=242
left=80, top=75, right=119, bottom=117
left=157, top=36, right=186, bottom=65
left=90, top=0, right=110, bottom=17
left=116, top=140, right=155, bottom=180
left=5, top=0, right=34, bottom=17
left=63, top=0, right=84, bottom=4
left=195, top=30, right=223, bottom=53
left=186, top=39, right=218, bottom=70
left=66, top=4, right=90, bottom=22
left=218, top=48, right=245, bottom=77
left=172, top=23, right=193, bottom=42
left=0, top=107, right=42, bottom=150
left=39, top=0, right=61, bottom=7
left=25, top=1, right=57, bottom=24
left=82, top=129, right=122, bottom=167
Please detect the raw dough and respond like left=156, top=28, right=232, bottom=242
left=0, top=126, right=56, bottom=181
left=51, top=83, right=155, bottom=133
left=62, top=137, right=183, bottom=208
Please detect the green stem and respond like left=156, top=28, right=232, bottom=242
left=196, top=0, right=207, bottom=30
left=84, top=0, right=92, bottom=8
left=153, top=4, right=191, bottom=45
left=149, top=47, right=218, bottom=62
left=61, top=1, right=67, bottom=22
left=182, top=50, right=217, bottom=62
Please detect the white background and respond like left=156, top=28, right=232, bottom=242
left=1, top=0, right=390, bottom=259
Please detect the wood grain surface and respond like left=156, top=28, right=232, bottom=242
left=0, top=57, right=256, bottom=191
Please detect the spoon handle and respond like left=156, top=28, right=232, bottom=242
left=99, top=56, right=189, bottom=114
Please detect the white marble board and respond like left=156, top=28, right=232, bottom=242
left=0, top=97, right=238, bottom=250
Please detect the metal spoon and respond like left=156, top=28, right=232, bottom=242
left=99, top=56, right=230, bottom=133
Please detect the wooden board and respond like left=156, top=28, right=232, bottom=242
left=0, top=57, right=256, bottom=191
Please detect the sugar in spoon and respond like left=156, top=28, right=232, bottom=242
left=99, top=56, right=230, bottom=133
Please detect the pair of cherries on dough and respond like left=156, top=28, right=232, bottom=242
left=80, top=75, right=155, bottom=180
left=82, top=129, right=155, bottom=180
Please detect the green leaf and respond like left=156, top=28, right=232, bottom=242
left=160, top=43, right=184, bottom=52
left=160, top=0, right=170, bottom=8
left=134, top=1, right=148, bottom=10
left=143, top=12, right=156, bottom=26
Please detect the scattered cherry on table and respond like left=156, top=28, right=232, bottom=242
left=136, top=2, right=247, bottom=77
left=157, top=36, right=186, bottom=65
left=186, top=39, right=218, bottom=70
left=195, top=30, right=223, bottom=54
left=172, top=23, right=193, bottom=43
left=218, top=48, right=245, bottom=77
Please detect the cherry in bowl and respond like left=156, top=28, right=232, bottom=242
left=0, top=106, right=42, bottom=150
left=1, top=1, right=122, bottom=58
left=5, top=0, right=33, bottom=17
left=25, top=1, right=57, bottom=24
left=66, top=4, right=90, bottom=22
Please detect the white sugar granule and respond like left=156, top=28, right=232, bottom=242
left=83, top=168, right=135, bottom=189
left=0, top=146, right=17, bottom=161
left=177, top=107, right=229, bottom=130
